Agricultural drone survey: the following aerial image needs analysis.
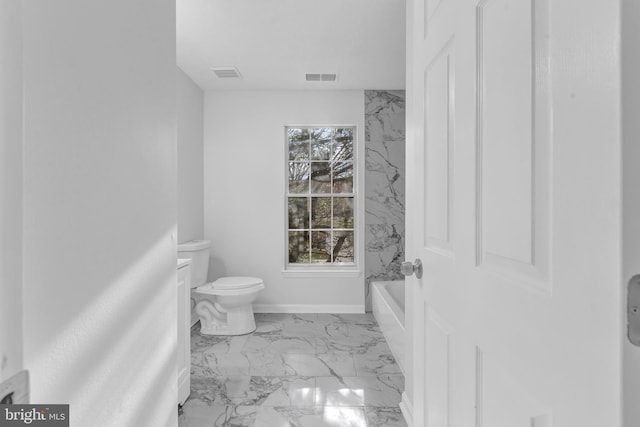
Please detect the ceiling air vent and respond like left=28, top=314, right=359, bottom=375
left=211, top=67, right=242, bottom=79
left=306, top=73, right=337, bottom=82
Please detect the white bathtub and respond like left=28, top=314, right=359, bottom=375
left=371, top=280, right=405, bottom=374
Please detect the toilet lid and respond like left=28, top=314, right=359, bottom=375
left=207, top=276, right=263, bottom=290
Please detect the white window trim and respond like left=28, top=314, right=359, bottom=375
left=281, top=268, right=362, bottom=278
left=283, top=124, right=362, bottom=274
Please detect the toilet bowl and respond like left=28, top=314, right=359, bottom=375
left=177, top=240, right=264, bottom=336
left=195, top=277, right=264, bottom=335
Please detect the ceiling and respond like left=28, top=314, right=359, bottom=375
left=176, top=0, right=406, bottom=91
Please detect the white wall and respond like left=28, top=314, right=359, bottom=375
left=204, top=90, right=365, bottom=311
left=0, top=0, right=23, bottom=383
left=177, top=68, right=204, bottom=243
left=623, top=0, right=640, bottom=424
left=22, top=1, right=178, bottom=426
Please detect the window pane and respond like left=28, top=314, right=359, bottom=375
left=335, top=127, right=354, bottom=144
left=289, top=162, right=309, bottom=193
left=311, top=231, right=332, bottom=263
left=311, top=197, right=332, bottom=228
left=333, top=231, right=354, bottom=263
left=288, top=128, right=309, bottom=161
left=332, top=161, right=353, bottom=193
left=310, top=128, right=333, bottom=160
left=310, top=162, right=331, bottom=193
left=288, top=197, right=309, bottom=229
left=333, top=197, right=354, bottom=228
left=289, top=231, right=310, bottom=263
left=332, top=129, right=353, bottom=162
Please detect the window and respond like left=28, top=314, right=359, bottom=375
left=286, top=126, right=356, bottom=268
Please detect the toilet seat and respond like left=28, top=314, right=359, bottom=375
left=196, top=276, right=264, bottom=295
left=213, top=276, right=263, bottom=290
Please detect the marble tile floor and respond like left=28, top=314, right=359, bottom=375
left=179, top=313, right=408, bottom=427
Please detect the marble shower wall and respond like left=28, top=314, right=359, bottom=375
left=364, top=90, right=406, bottom=311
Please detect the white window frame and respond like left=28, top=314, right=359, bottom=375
left=284, top=125, right=360, bottom=274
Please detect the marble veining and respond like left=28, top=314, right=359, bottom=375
left=365, top=407, right=408, bottom=427
left=180, top=313, right=408, bottom=427
left=365, top=90, right=406, bottom=312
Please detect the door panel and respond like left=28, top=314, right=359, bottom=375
left=478, top=0, right=535, bottom=265
left=425, top=306, right=452, bottom=427
left=476, top=0, right=551, bottom=290
left=479, top=350, right=549, bottom=427
left=424, top=40, right=455, bottom=256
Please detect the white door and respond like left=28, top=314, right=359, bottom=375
left=405, top=0, right=623, bottom=426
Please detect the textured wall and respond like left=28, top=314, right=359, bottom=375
left=364, top=90, right=406, bottom=311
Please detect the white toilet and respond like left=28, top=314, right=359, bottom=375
left=177, top=240, right=264, bottom=335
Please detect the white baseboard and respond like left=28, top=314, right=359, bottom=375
left=399, top=391, right=413, bottom=427
left=253, top=304, right=365, bottom=314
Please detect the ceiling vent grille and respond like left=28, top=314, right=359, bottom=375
left=211, top=67, right=242, bottom=79
left=306, top=73, right=337, bottom=82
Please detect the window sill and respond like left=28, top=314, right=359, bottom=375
left=282, top=268, right=362, bottom=278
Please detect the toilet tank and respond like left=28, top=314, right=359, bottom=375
left=177, top=240, right=211, bottom=287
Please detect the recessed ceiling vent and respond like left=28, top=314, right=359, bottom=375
left=306, top=73, right=337, bottom=82
left=211, top=67, right=242, bottom=79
